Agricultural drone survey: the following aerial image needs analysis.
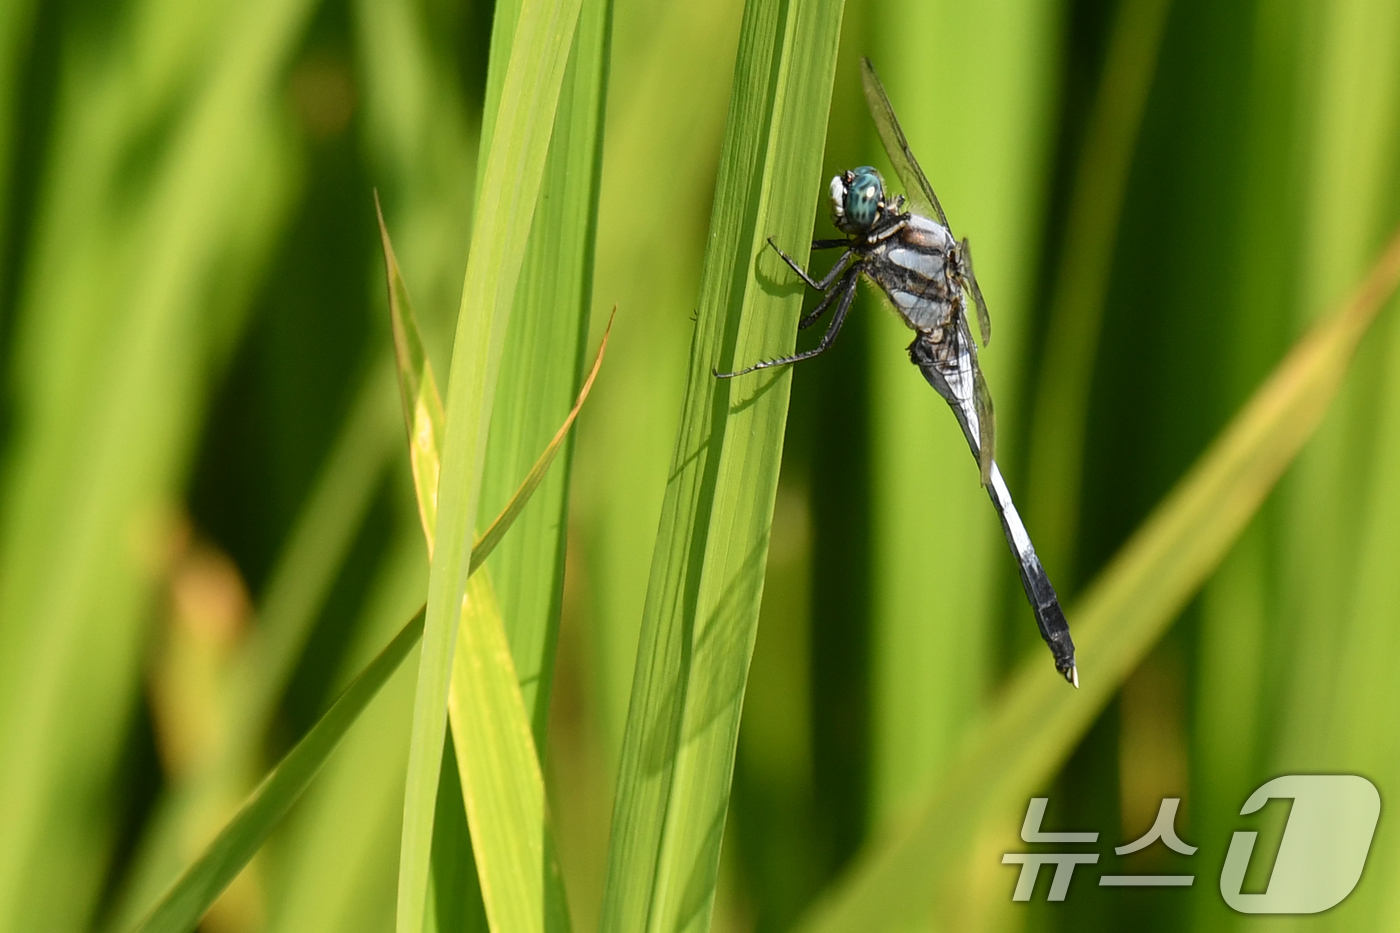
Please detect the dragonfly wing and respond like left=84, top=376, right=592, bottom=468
left=972, top=350, right=996, bottom=485
left=906, top=315, right=994, bottom=478
left=860, top=58, right=951, bottom=231
left=959, top=237, right=993, bottom=348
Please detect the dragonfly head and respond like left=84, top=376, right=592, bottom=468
left=830, top=166, right=885, bottom=235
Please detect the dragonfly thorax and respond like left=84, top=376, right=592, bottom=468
left=829, top=166, right=886, bottom=235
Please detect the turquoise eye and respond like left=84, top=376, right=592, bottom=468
left=845, top=166, right=884, bottom=230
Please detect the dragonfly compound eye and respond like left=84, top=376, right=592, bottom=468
left=845, top=166, right=884, bottom=231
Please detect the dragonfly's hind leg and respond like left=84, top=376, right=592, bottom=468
left=799, top=277, right=846, bottom=330
left=715, top=267, right=860, bottom=378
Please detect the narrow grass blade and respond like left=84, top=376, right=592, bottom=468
left=104, top=361, right=400, bottom=933
left=377, top=213, right=611, bottom=574
left=381, top=204, right=605, bottom=933
left=380, top=87, right=601, bottom=929
left=129, top=607, right=427, bottom=933
left=797, top=224, right=1400, bottom=933
left=1024, top=0, right=1175, bottom=578
left=477, top=0, right=612, bottom=754
left=596, top=2, right=845, bottom=931
left=474, top=309, right=613, bottom=570
left=447, top=572, right=570, bottom=933
left=378, top=193, right=447, bottom=554
left=396, top=0, right=588, bottom=909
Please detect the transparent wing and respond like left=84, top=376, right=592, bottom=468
left=960, top=237, right=993, bottom=348
left=972, top=348, right=996, bottom=485
left=860, top=57, right=950, bottom=231
left=906, top=312, right=997, bottom=488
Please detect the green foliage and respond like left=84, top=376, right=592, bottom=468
left=130, top=609, right=427, bottom=933
left=3, top=2, right=1400, bottom=933
left=116, top=207, right=607, bottom=931
left=596, top=2, right=845, bottom=932
left=394, top=0, right=586, bottom=926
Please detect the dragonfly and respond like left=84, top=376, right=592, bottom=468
left=717, top=57, right=1077, bottom=686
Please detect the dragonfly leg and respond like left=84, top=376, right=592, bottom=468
left=767, top=236, right=852, bottom=291
left=798, top=277, right=846, bottom=330
left=715, top=268, right=859, bottom=378
left=810, top=237, right=850, bottom=250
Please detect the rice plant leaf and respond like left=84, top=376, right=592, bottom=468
left=380, top=207, right=605, bottom=933
left=104, top=362, right=401, bottom=933
left=473, top=308, right=613, bottom=571
left=128, top=607, right=427, bottom=933
left=476, top=0, right=612, bottom=750
left=432, top=0, right=611, bottom=925
left=446, top=571, right=569, bottom=933
left=377, top=207, right=612, bottom=573
left=379, top=192, right=448, bottom=554
left=596, top=2, right=845, bottom=931
left=797, top=223, right=1400, bottom=933
left=383, top=0, right=587, bottom=921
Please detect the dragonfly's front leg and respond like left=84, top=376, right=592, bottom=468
left=766, top=236, right=852, bottom=291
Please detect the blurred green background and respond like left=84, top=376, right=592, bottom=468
left=1, top=0, right=1399, bottom=931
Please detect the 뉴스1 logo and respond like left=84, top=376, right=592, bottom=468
left=1002, top=774, right=1380, bottom=914
left=1220, top=775, right=1380, bottom=913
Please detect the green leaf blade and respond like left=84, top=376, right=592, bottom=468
left=379, top=194, right=448, bottom=554
left=131, top=609, right=426, bottom=933
left=597, top=2, right=846, bottom=932
left=394, top=0, right=587, bottom=929
left=476, top=0, right=612, bottom=750
left=447, top=573, right=569, bottom=933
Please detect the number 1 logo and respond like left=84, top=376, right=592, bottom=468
left=1220, top=774, right=1380, bottom=914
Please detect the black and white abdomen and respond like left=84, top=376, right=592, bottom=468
left=867, top=213, right=959, bottom=336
